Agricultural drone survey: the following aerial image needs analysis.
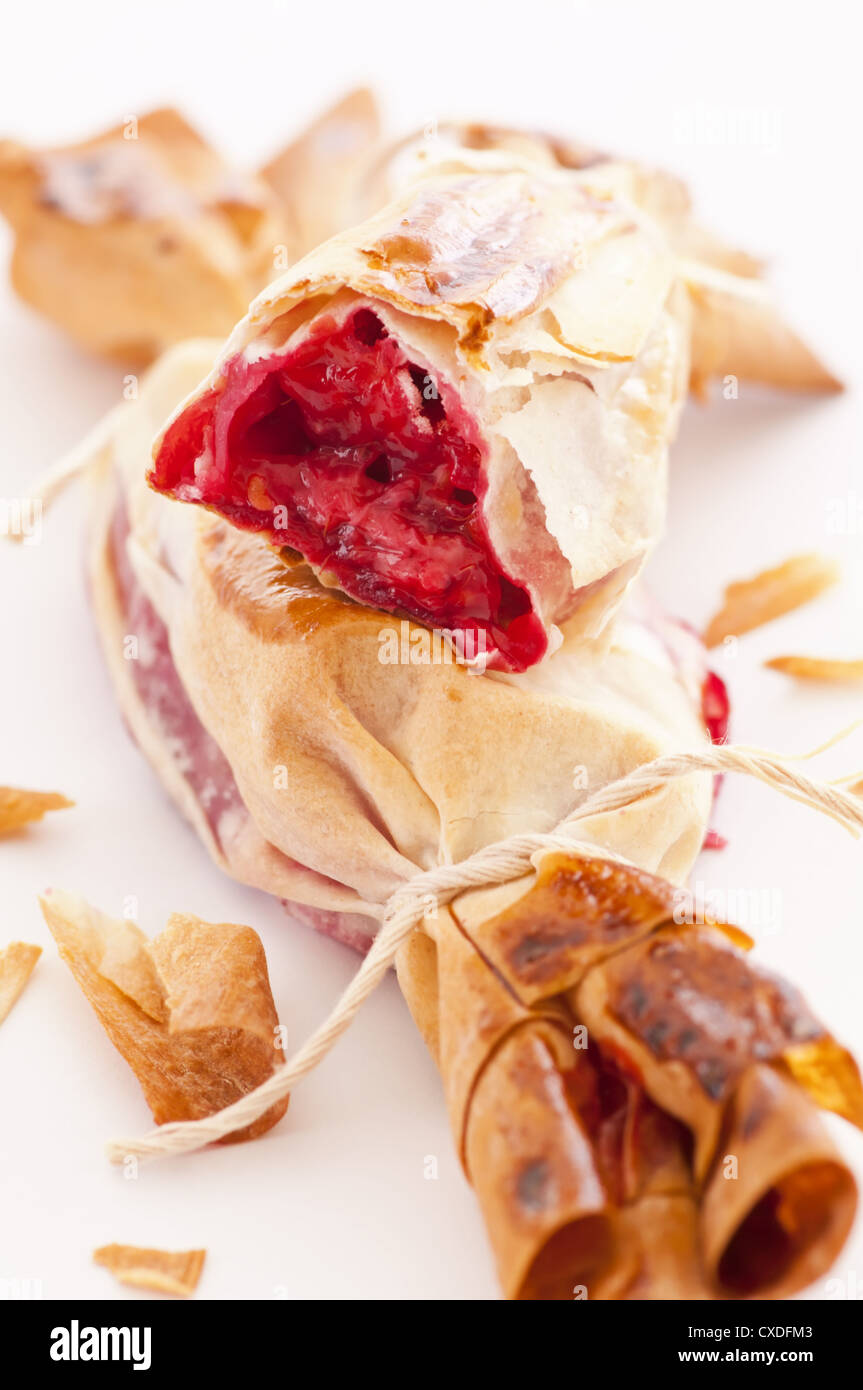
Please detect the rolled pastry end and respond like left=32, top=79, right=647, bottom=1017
left=517, top=1213, right=617, bottom=1302
left=396, top=923, right=619, bottom=1300
left=464, top=1025, right=617, bottom=1301
left=701, top=1065, right=858, bottom=1299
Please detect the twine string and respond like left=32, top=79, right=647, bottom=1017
left=2, top=404, right=123, bottom=542
left=105, top=737, right=863, bottom=1165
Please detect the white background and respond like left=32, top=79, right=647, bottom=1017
left=1, top=0, right=862, bottom=1301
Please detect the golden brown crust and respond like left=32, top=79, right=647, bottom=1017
left=405, top=849, right=860, bottom=1298
left=227, top=158, right=673, bottom=381
left=574, top=921, right=863, bottom=1178
left=593, top=1195, right=710, bottom=1300
left=40, top=892, right=288, bottom=1143
left=430, top=907, right=569, bottom=1167
left=165, top=512, right=711, bottom=910
left=453, top=851, right=679, bottom=1003
left=465, top=1024, right=614, bottom=1300
left=398, top=859, right=715, bottom=1298
left=598, top=926, right=825, bottom=1103
left=394, top=928, right=441, bottom=1063
left=360, top=122, right=840, bottom=398
left=200, top=522, right=358, bottom=642
left=700, top=1066, right=857, bottom=1298
left=358, top=175, right=585, bottom=322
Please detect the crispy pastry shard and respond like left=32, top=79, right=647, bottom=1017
left=0, top=786, right=73, bottom=835
left=362, top=123, right=841, bottom=398
left=93, top=1243, right=205, bottom=1297
left=0, top=942, right=41, bottom=1024
left=260, top=88, right=381, bottom=261
left=685, top=269, right=842, bottom=397
left=765, top=654, right=863, bottom=683
left=703, top=553, right=839, bottom=648
left=0, top=109, right=282, bottom=362
left=40, top=891, right=288, bottom=1142
left=399, top=851, right=861, bottom=1298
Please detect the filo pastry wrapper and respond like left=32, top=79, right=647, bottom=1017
left=90, top=341, right=713, bottom=950
left=147, top=164, right=690, bottom=672
left=358, top=124, right=842, bottom=398
left=397, top=851, right=862, bottom=1299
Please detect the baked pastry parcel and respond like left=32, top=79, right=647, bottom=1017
left=95, top=343, right=717, bottom=944
left=81, top=343, right=862, bottom=1297
left=149, top=161, right=689, bottom=673
left=266, top=109, right=841, bottom=397
left=148, top=139, right=839, bottom=673
left=0, top=91, right=382, bottom=365
left=0, top=109, right=283, bottom=362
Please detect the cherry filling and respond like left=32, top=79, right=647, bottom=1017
left=701, top=668, right=731, bottom=851
left=151, top=307, right=546, bottom=671
left=701, top=669, right=730, bottom=747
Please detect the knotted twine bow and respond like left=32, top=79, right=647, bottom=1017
left=105, top=738, right=863, bottom=1164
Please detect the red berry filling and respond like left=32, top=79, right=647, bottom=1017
left=701, top=669, right=730, bottom=746
left=701, top=667, right=731, bottom=850
left=151, top=307, right=547, bottom=671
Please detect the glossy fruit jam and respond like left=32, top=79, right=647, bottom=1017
left=701, top=669, right=730, bottom=746
left=701, top=668, right=731, bottom=850
left=151, top=306, right=546, bottom=671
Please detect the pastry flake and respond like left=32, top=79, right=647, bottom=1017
left=0, top=785, right=73, bottom=835
left=40, top=891, right=289, bottom=1142
left=703, top=553, right=840, bottom=648
left=685, top=270, right=842, bottom=398
left=0, top=109, right=283, bottom=363
left=93, top=1243, right=205, bottom=1297
left=765, top=654, right=863, bottom=683
left=0, top=941, right=41, bottom=1024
